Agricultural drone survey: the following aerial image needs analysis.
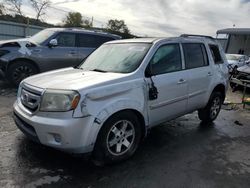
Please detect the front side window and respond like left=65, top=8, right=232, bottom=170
left=79, top=43, right=151, bottom=73
left=183, top=43, right=208, bottom=69
left=149, top=44, right=182, bottom=75
left=56, top=33, right=75, bottom=47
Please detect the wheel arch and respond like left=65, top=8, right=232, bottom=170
left=96, top=108, right=146, bottom=140
left=89, top=107, right=147, bottom=153
left=212, top=84, right=226, bottom=102
left=7, top=58, right=40, bottom=72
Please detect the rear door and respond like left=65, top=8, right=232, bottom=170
left=77, top=34, right=115, bottom=63
left=182, top=43, right=213, bottom=111
left=146, top=43, right=188, bottom=126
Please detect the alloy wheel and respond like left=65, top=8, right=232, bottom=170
left=106, top=120, right=135, bottom=156
left=210, top=97, right=221, bottom=119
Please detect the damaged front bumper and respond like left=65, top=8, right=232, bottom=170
left=13, top=100, right=96, bottom=154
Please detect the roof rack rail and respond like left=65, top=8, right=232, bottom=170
left=180, top=34, right=214, bottom=40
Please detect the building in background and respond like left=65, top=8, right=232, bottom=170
left=0, top=20, right=45, bottom=40
left=216, top=28, right=250, bottom=55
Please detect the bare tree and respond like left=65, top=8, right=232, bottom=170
left=0, top=3, right=5, bottom=15
left=6, top=0, right=23, bottom=16
left=30, top=0, right=51, bottom=21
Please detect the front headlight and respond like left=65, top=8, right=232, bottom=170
left=40, top=89, right=80, bottom=112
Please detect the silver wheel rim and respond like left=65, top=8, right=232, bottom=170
left=106, top=120, right=135, bottom=156
left=12, top=65, right=33, bottom=83
left=210, top=97, right=221, bottom=119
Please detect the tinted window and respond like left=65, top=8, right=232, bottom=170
left=183, top=43, right=208, bottom=69
left=56, top=33, right=75, bottom=47
left=150, top=44, right=182, bottom=75
left=209, top=45, right=223, bottom=64
left=78, top=34, right=114, bottom=48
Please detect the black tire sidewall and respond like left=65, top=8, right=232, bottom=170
left=199, top=92, right=222, bottom=122
left=7, top=61, right=38, bottom=86
left=93, top=111, right=142, bottom=164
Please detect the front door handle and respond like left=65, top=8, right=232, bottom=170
left=177, top=79, right=186, bottom=84
left=207, top=72, right=212, bottom=76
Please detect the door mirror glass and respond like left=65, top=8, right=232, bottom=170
left=48, top=39, right=58, bottom=47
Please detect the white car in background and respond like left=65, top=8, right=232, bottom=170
left=226, top=54, right=250, bottom=72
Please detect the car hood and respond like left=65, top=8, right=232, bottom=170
left=0, top=38, right=30, bottom=47
left=237, top=64, right=250, bottom=74
left=23, top=68, right=128, bottom=90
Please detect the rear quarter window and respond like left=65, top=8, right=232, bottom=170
left=209, top=44, right=223, bottom=64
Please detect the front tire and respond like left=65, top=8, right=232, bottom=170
left=93, top=111, right=142, bottom=165
left=198, top=92, right=223, bottom=123
left=7, top=61, right=38, bottom=86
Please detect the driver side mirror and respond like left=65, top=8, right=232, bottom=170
left=48, top=39, right=58, bottom=48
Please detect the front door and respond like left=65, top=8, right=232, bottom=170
left=146, top=43, right=188, bottom=126
left=38, top=32, right=79, bottom=71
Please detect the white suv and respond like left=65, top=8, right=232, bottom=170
left=13, top=35, right=228, bottom=164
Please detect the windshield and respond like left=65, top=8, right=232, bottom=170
left=226, top=54, right=243, bottom=61
left=79, top=43, right=151, bottom=73
left=30, top=29, right=56, bottom=44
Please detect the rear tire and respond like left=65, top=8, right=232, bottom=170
left=93, top=111, right=142, bottom=165
left=198, top=92, right=223, bottom=123
left=7, top=61, right=38, bottom=86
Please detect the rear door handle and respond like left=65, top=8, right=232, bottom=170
left=207, top=72, right=212, bottom=76
left=177, top=79, right=186, bottom=84
left=69, top=50, right=77, bottom=55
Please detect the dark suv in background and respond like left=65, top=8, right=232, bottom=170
left=0, top=28, right=121, bottom=85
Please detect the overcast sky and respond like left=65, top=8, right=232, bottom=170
left=21, top=0, right=250, bottom=37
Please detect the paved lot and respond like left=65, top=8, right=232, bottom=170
left=0, top=79, right=250, bottom=188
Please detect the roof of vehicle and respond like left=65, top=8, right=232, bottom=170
left=107, top=35, right=217, bottom=44
left=217, top=28, right=250, bottom=35
left=44, top=27, right=121, bottom=39
left=226, top=53, right=246, bottom=57
left=107, top=37, right=162, bottom=44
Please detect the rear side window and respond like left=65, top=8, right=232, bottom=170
left=78, top=34, right=115, bottom=48
left=183, top=43, right=208, bottom=69
left=56, top=33, right=76, bottom=47
left=209, top=45, right=223, bottom=64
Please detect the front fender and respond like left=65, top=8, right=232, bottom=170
left=82, top=85, right=148, bottom=151
left=84, top=98, right=147, bottom=151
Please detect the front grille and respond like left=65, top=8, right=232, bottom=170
left=20, top=84, right=43, bottom=113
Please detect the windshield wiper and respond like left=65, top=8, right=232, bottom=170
left=91, top=69, right=107, bottom=73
